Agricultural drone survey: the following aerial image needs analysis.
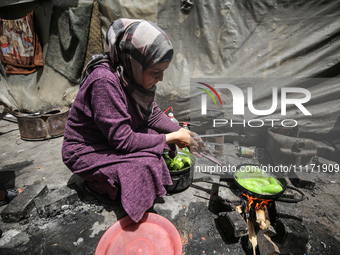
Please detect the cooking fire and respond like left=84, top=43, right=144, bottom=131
left=215, top=173, right=310, bottom=255
left=241, top=193, right=273, bottom=212
left=236, top=193, right=276, bottom=254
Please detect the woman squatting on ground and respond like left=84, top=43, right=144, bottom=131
left=62, top=18, right=195, bottom=223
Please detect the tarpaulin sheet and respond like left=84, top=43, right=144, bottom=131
left=0, top=0, right=340, bottom=139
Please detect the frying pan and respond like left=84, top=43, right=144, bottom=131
left=234, top=164, right=305, bottom=202
left=200, top=153, right=305, bottom=203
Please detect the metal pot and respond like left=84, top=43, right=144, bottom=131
left=15, top=106, right=69, bottom=141
left=164, top=150, right=196, bottom=193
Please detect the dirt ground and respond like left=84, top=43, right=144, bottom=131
left=0, top=117, right=339, bottom=255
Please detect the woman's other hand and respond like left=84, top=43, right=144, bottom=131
left=165, top=128, right=190, bottom=148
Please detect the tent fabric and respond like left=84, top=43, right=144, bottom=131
left=0, top=0, right=340, bottom=139
left=45, top=4, right=93, bottom=83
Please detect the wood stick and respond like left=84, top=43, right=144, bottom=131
left=256, top=209, right=270, bottom=230
left=247, top=219, right=257, bottom=255
left=235, top=205, right=242, bottom=213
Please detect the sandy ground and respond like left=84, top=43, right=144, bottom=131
left=0, top=118, right=339, bottom=255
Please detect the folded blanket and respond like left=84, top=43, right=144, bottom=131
left=45, top=4, right=92, bottom=83
left=0, top=11, right=43, bottom=74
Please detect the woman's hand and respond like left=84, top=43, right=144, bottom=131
left=165, top=128, right=191, bottom=148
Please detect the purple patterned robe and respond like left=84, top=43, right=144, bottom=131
left=62, top=62, right=180, bottom=222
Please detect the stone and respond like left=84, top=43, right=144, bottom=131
left=275, top=201, right=303, bottom=221
left=218, top=186, right=241, bottom=205
left=1, top=183, right=47, bottom=223
left=216, top=185, right=241, bottom=212
left=288, top=171, right=316, bottom=190
left=272, top=218, right=309, bottom=254
left=257, top=230, right=280, bottom=255
left=34, top=186, right=79, bottom=218
left=217, top=211, right=249, bottom=239
left=279, top=188, right=296, bottom=199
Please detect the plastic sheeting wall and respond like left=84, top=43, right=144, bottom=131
left=0, top=0, right=340, bottom=138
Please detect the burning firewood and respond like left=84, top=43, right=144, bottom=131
left=239, top=193, right=277, bottom=254
left=235, top=205, right=242, bottom=213
left=256, top=209, right=270, bottom=230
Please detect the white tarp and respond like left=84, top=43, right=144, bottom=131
left=1, top=0, right=340, bottom=139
